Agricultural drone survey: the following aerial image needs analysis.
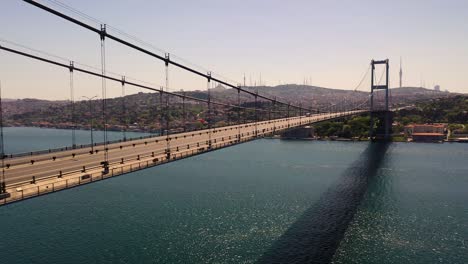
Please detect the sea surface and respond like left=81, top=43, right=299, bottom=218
left=2, top=127, right=153, bottom=154
left=0, top=127, right=466, bottom=263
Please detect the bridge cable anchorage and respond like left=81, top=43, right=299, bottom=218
left=69, top=61, right=76, bottom=149
left=99, top=24, right=109, bottom=172
left=164, top=53, right=170, bottom=159
left=121, top=76, right=127, bottom=141
left=22, top=0, right=313, bottom=114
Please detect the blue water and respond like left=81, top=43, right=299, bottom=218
left=2, top=127, right=153, bottom=154
left=332, top=143, right=468, bottom=264
left=0, top=128, right=467, bottom=263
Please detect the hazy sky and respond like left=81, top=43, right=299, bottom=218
left=0, top=0, right=467, bottom=100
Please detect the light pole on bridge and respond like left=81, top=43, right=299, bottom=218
left=82, top=96, right=98, bottom=154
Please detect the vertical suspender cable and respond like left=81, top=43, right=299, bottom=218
left=254, top=91, right=258, bottom=137
left=121, top=76, right=127, bottom=141
left=237, top=86, right=241, bottom=142
left=273, top=98, right=276, bottom=135
left=69, top=61, right=76, bottom=148
left=299, top=103, right=302, bottom=125
left=182, top=91, right=186, bottom=132
left=21, top=0, right=316, bottom=117
left=268, top=101, right=271, bottom=122
left=370, top=61, right=375, bottom=138
left=100, top=24, right=109, bottom=165
left=0, top=81, right=5, bottom=194
left=159, top=87, right=163, bottom=136
left=165, top=54, right=170, bottom=158
left=207, top=72, right=212, bottom=149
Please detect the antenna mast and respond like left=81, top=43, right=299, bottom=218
left=399, top=57, right=403, bottom=88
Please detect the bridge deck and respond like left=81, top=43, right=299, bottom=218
left=1, top=110, right=365, bottom=205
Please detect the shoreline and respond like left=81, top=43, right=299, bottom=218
left=266, top=135, right=467, bottom=143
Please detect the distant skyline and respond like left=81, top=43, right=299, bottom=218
left=0, top=0, right=467, bottom=100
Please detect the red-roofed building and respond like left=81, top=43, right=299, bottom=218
left=404, top=124, right=446, bottom=142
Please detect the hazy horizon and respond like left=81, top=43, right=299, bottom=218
left=1, top=0, right=467, bottom=100
left=2, top=85, right=457, bottom=102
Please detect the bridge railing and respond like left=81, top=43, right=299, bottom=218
left=3, top=111, right=366, bottom=168
left=1, top=116, right=301, bottom=166
left=2, top=111, right=299, bottom=161
left=1, top=131, right=262, bottom=206
left=1, top=111, right=368, bottom=206
left=2, top=113, right=360, bottom=187
left=2, top=133, right=160, bottom=159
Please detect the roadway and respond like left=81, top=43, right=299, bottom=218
left=3, top=110, right=365, bottom=186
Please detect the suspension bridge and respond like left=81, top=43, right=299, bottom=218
left=0, top=0, right=394, bottom=205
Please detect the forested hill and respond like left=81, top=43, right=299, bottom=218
left=395, top=95, right=468, bottom=124
left=3, top=85, right=459, bottom=131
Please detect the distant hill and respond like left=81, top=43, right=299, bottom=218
left=394, top=95, right=468, bottom=124
left=3, top=85, right=458, bottom=131
left=389, top=87, right=454, bottom=103
left=3, top=98, right=67, bottom=118
left=208, top=85, right=455, bottom=109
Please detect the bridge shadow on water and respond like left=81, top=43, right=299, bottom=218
left=256, top=142, right=390, bottom=264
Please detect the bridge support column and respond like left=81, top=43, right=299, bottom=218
left=370, top=59, right=391, bottom=141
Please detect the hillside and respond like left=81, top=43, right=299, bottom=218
left=395, top=95, right=468, bottom=124
left=3, top=98, right=67, bottom=118
left=3, top=85, right=458, bottom=132
left=210, top=85, right=454, bottom=108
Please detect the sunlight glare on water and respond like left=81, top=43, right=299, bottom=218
left=0, top=129, right=466, bottom=264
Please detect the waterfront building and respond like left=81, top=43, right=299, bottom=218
left=404, top=124, right=446, bottom=142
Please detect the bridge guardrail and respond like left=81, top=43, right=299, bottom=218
left=2, top=118, right=290, bottom=160
left=1, top=117, right=302, bottom=168
left=1, top=112, right=366, bottom=205
left=4, top=122, right=288, bottom=189
left=1, top=132, right=260, bottom=206
left=3, top=133, right=160, bottom=159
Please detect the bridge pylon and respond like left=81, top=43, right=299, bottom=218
left=370, top=59, right=392, bottom=141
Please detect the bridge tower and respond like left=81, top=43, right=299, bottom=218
left=370, top=59, right=392, bottom=141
